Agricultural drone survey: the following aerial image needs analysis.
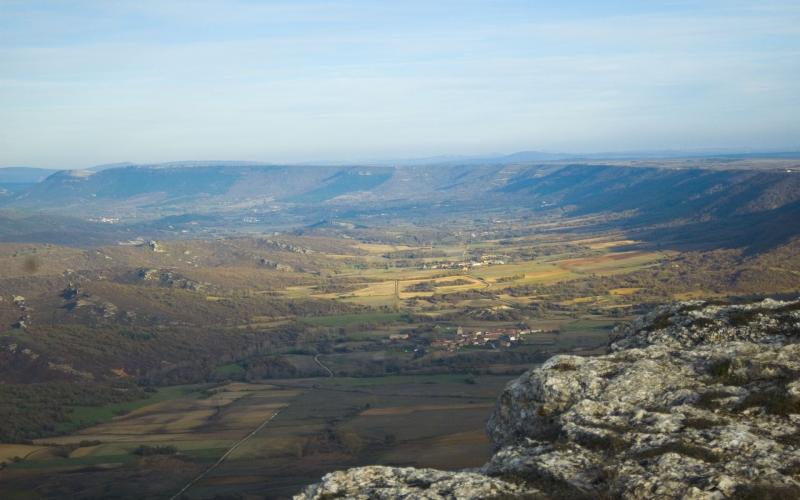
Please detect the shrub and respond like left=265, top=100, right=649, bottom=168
left=577, top=433, right=628, bottom=455
left=733, top=483, right=800, bottom=500
left=683, top=417, right=721, bottom=430
left=695, top=390, right=733, bottom=410
left=51, top=446, right=73, bottom=458
left=131, top=444, right=178, bottom=456
left=706, top=358, right=747, bottom=385
left=647, top=312, right=672, bottom=330
left=633, top=441, right=719, bottom=463
left=738, top=387, right=800, bottom=415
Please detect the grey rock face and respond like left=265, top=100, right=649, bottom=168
left=294, top=465, right=541, bottom=499
left=609, top=298, right=800, bottom=351
left=297, top=298, right=800, bottom=499
left=487, top=298, right=800, bottom=498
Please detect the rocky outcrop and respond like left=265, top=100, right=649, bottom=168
left=609, top=298, right=800, bottom=351
left=136, top=268, right=204, bottom=291
left=258, top=238, right=312, bottom=255
left=257, top=258, right=294, bottom=272
left=296, top=298, right=800, bottom=499
left=295, top=465, right=541, bottom=499
left=146, top=240, right=164, bottom=252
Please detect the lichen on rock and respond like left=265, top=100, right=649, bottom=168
left=294, top=465, right=541, bottom=499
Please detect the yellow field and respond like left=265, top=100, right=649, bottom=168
left=489, top=268, right=573, bottom=286
left=672, top=290, right=726, bottom=300
left=560, top=296, right=596, bottom=305
left=352, top=243, right=420, bottom=253
left=577, top=238, right=637, bottom=250
left=278, top=244, right=668, bottom=310
left=0, top=443, right=46, bottom=462
left=33, top=384, right=298, bottom=457
left=361, top=403, right=493, bottom=416
left=554, top=251, right=666, bottom=275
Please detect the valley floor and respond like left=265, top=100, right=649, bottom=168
left=0, top=374, right=514, bottom=499
left=1, top=204, right=798, bottom=499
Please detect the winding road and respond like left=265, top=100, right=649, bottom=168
left=314, top=354, right=334, bottom=377
left=467, top=274, right=518, bottom=306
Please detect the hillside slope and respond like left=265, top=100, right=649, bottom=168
left=5, top=162, right=800, bottom=215
left=2, top=161, right=800, bottom=251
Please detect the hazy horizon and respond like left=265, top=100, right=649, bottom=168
left=2, top=1, right=799, bottom=168
left=5, top=146, right=800, bottom=172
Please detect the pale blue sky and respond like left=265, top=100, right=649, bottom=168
left=1, top=0, right=798, bottom=168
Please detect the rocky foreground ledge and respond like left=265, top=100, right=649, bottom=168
left=296, top=298, right=800, bottom=499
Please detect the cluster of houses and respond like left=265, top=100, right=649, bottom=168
left=89, top=216, right=120, bottom=224
left=420, top=254, right=507, bottom=271
left=430, top=326, right=549, bottom=351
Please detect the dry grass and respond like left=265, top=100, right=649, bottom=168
left=555, top=251, right=664, bottom=274
left=352, top=243, right=419, bottom=254
left=585, top=239, right=637, bottom=250
left=0, top=444, right=46, bottom=462
left=360, top=403, right=493, bottom=416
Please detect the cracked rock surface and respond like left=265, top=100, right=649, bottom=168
left=294, top=465, right=541, bottom=499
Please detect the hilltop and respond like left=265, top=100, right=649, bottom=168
left=4, top=159, right=800, bottom=216
left=1, top=157, right=800, bottom=253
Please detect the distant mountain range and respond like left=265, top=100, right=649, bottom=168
left=0, top=167, right=59, bottom=193
left=4, top=149, right=799, bottom=172
left=1, top=153, right=799, bottom=250
left=3, top=157, right=798, bottom=212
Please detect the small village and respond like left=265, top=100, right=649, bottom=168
left=430, top=326, right=552, bottom=351
left=420, top=254, right=507, bottom=270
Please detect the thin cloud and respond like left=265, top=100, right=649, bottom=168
left=0, top=1, right=798, bottom=167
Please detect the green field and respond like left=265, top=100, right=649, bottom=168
left=301, top=311, right=406, bottom=327
left=0, top=375, right=516, bottom=499
left=55, top=385, right=205, bottom=434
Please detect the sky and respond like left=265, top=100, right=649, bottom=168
left=1, top=0, right=799, bottom=168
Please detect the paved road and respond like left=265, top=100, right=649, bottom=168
left=471, top=275, right=491, bottom=289
left=169, top=409, right=282, bottom=499
left=468, top=274, right=517, bottom=306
